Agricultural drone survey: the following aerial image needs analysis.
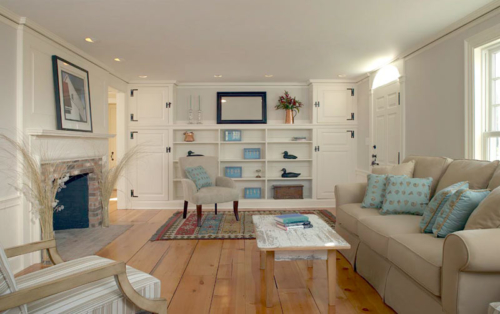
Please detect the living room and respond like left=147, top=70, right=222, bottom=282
left=1, top=1, right=500, bottom=313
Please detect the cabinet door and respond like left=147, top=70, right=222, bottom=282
left=129, top=130, right=169, bottom=202
left=129, top=87, right=170, bottom=125
left=317, top=87, right=353, bottom=123
left=316, top=129, right=354, bottom=199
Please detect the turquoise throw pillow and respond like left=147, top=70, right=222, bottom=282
left=381, top=176, right=433, bottom=215
left=432, top=189, right=490, bottom=238
left=185, top=166, right=213, bottom=190
left=420, top=181, right=468, bottom=233
left=361, top=174, right=388, bottom=209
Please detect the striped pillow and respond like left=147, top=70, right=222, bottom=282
left=0, top=244, right=28, bottom=314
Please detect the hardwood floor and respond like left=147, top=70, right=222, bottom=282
left=18, top=198, right=396, bottom=314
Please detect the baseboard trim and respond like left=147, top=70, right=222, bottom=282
left=130, top=199, right=335, bottom=210
left=0, top=194, right=21, bottom=211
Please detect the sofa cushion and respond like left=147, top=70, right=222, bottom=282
left=192, top=186, right=239, bottom=204
left=16, top=256, right=160, bottom=314
left=403, top=155, right=453, bottom=197
left=358, top=215, right=422, bottom=258
left=372, top=160, right=415, bottom=177
left=487, top=164, right=500, bottom=190
left=381, top=176, right=432, bottom=215
left=361, top=174, right=389, bottom=209
left=336, top=203, right=380, bottom=235
left=388, top=234, right=444, bottom=296
left=465, top=187, right=500, bottom=230
left=436, top=159, right=499, bottom=192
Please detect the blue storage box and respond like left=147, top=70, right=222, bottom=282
left=244, top=148, right=261, bottom=159
left=244, top=187, right=262, bottom=199
left=225, top=166, right=242, bottom=178
left=224, top=130, right=242, bottom=141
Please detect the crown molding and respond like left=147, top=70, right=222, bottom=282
left=128, top=80, right=178, bottom=85
left=176, top=82, right=309, bottom=87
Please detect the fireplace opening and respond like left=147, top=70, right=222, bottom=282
left=53, top=173, right=90, bottom=230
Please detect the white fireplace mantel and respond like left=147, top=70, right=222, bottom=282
left=27, top=129, right=115, bottom=139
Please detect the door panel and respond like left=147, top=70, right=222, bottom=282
left=130, top=130, right=169, bottom=202
left=130, top=87, right=170, bottom=125
left=317, top=87, right=352, bottom=123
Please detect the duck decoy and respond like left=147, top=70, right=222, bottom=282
left=187, top=150, right=204, bottom=157
left=281, top=168, right=301, bottom=178
left=282, top=151, right=297, bottom=159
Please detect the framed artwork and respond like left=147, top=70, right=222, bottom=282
left=52, top=56, right=93, bottom=132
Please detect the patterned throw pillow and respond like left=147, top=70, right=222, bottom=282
left=433, top=188, right=490, bottom=238
left=380, top=176, right=433, bottom=215
left=420, top=181, right=469, bottom=233
left=0, top=244, right=28, bottom=314
left=185, top=166, right=213, bottom=191
left=361, top=174, right=388, bottom=209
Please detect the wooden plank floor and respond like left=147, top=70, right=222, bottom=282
left=19, top=198, right=396, bottom=314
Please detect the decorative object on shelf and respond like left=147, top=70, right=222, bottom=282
left=244, top=187, right=262, bottom=199
left=197, top=95, right=203, bottom=124
left=188, top=95, right=194, bottom=124
left=256, top=169, right=262, bottom=178
left=187, top=150, right=204, bottom=157
left=217, top=91, right=267, bottom=124
left=224, top=130, right=242, bottom=141
left=283, top=151, right=297, bottom=159
left=183, top=131, right=195, bottom=142
left=52, top=56, right=93, bottom=132
left=281, top=168, right=301, bottom=178
left=225, top=166, right=242, bottom=178
left=292, top=136, right=307, bottom=141
left=272, top=184, right=304, bottom=199
left=275, top=90, right=303, bottom=125
left=244, top=148, right=261, bottom=159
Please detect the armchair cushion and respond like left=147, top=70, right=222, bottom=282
left=0, top=244, right=28, bottom=314
left=15, top=256, right=160, bottom=314
left=216, top=176, right=236, bottom=189
left=185, top=166, right=213, bottom=190
left=191, top=186, right=239, bottom=205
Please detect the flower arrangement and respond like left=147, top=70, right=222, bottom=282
left=275, top=90, right=304, bottom=113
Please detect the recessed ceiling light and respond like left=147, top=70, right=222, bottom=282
left=139, top=75, right=148, bottom=78
left=114, top=58, right=123, bottom=62
left=338, top=74, right=347, bottom=78
left=264, top=74, right=273, bottom=78
left=85, top=37, right=96, bottom=43
left=214, top=74, right=222, bottom=78
left=221, top=99, right=227, bottom=103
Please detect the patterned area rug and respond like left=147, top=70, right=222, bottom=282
left=151, top=209, right=336, bottom=241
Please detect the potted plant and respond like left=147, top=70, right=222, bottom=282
left=275, top=90, right=304, bottom=124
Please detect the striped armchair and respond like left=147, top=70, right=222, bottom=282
left=0, top=240, right=167, bottom=313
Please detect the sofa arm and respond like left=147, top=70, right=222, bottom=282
left=334, top=182, right=367, bottom=208
left=442, top=229, right=500, bottom=314
left=180, top=179, right=198, bottom=203
left=216, top=176, right=236, bottom=189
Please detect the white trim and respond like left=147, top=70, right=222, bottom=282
left=464, top=23, right=500, bottom=158
left=27, top=128, right=115, bottom=139
left=0, top=195, right=21, bottom=211
left=177, top=82, right=310, bottom=87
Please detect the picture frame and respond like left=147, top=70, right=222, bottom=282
left=52, top=56, right=93, bottom=132
left=217, top=92, right=267, bottom=124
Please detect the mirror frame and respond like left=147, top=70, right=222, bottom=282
left=217, top=91, right=267, bottom=124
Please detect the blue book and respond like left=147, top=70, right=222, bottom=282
left=274, top=214, right=309, bottom=224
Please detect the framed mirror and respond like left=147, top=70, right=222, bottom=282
left=217, top=92, right=267, bottom=124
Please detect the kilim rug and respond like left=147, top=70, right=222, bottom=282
left=151, top=209, right=336, bottom=241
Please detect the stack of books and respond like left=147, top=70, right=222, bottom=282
left=292, top=136, right=308, bottom=142
left=274, top=214, right=313, bottom=231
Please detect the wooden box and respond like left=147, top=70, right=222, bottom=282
left=272, top=184, right=304, bottom=199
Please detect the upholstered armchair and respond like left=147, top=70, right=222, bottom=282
left=179, top=156, right=239, bottom=227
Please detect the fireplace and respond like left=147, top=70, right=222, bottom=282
left=41, top=157, right=103, bottom=228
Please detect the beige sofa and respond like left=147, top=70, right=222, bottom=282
left=335, top=156, right=500, bottom=314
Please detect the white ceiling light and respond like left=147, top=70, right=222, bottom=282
left=264, top=74, right=273, bottom=78
left=114, top=58, right=123, bottom=62
left=338, top=74, right=347, bottom=78
left=221, top=99, right=227, bottom=103
left=214, top=74, right=222, bottom=78
left=372, top=65, right=400, bottom=89
left=139, top=75, right=148, bottom=78
left=84, top=37, right=96, bottom=43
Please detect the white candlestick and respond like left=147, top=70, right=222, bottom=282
left=198, top=95, right=201, bottom=110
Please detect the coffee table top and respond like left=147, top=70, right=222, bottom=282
left=252, top=214, right=350, bottom=251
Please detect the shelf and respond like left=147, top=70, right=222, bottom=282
left=268, top=159, right=313, bottom=162
left=220, top=159, right=265, bottom=162
left=221, top=141, right=266, bottom=144
left=231, top=178, right=266, bottom=181
left=173, top=141, right=219, bottom=144
left=267, top=141, right=313, bottom=144
left=268, top=177, right=313, bottom=180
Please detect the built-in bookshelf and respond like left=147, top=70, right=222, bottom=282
left=172, top=127, right=314, bottom=201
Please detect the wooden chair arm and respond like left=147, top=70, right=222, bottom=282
left=5, top=239, right=64, bottom=265
left=0, top=261, right=167, bottom=314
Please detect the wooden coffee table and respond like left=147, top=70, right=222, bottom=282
left=252, top=214, right=350, bottom=307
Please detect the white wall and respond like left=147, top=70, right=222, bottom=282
left=356, top=78, right=370, bottom=172
left=405, top=13, right=500, bottom=159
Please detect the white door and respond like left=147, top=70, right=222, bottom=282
left=316, top=129, right=354, bottom=199
left=317, top=86, right=354, bottom=123
left=372, top=81, right=401, bottom=167
left=108, top=103, right=117, bottom=168
left=129, top=87, right=170, bottom=125
left=129, top=130, right=169, bottom=202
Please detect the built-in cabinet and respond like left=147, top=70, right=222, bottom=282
left=126, top=82, right=357, bottom=209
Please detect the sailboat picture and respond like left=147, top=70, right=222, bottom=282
left=52, top=56, right=93, bottom=132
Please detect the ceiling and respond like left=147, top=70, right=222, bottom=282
left=0, top=0, right=493, bottom=82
